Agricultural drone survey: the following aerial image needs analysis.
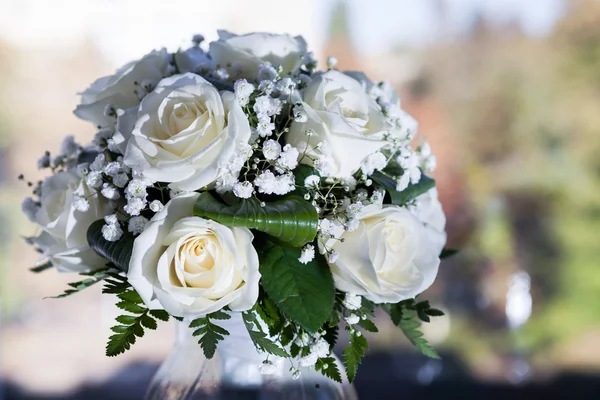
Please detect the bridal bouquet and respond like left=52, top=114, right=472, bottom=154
left=22, top=31, right=449, bottom=383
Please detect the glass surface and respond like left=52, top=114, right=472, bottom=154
left=145, top=315, right=358, bottom=400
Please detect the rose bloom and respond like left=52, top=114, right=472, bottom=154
left=209, top=30, right=308, bottom=80
left=33, top=170, right=111, bottom=273
left=286, top=70, right=390, bottom=178
left=127, top=192, right=260, bottom=317
left=322, top=205, right=440, bottom=304
left=123, top=73, right=251, bottom=191
left=74, top=49, right=171, bottom=127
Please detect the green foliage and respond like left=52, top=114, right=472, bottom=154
left=370, top=169, right=435, bottom=206
left=189, top=310, right=231, bottom=359
left=242, top=311, right=290, bottom=357
left=342, top=328, right=369, bottom=383
left=193, top=192, right=318, bottom=247
left=30, top=261, right=53, bottom=273
left=48, top=268, right=111, bottom=299
left=102, top=271, right=132, bottom=294
left=384, top=301, right=442, bottom=359
left=258, top=240, right=335, bottom=333
left=87, top=220, right=135, bottom=272
left=106, top=288, right=169, bottom=357
left=357, top=318, right=378, bottom=333
left=316, top=357, right=342, bottom=383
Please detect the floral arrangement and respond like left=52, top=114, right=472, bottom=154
left=22, top=31, right=450, bottom=383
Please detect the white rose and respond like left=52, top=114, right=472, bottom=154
left=123, top=73, right=251, bottom=191
left=286, top=70, right=391, bottom=178
left=410, top=188, right=447, bottom=256
left=74, top=49, right=171, bottom=127
left=209, top=30, right=308, bottom=80
left=127, top=192, right=260, bottom=317
left=322, top=205, right=440, bottom=304
left=33, top=170, right=111, bottom=273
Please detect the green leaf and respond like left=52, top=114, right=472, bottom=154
left=87, top=219, right=135, bottom=272
left=316, top=357, right=343, bottom=383
left=370, top=169, right=435, bottom=206
left=258, top=240, right=335, bottom=333
left=189, top=312, right=231, bottom=359
left=357, top=318, right=379, bottom=333
left=149, top=310, right=170, bottom=321
left=193, top=192, right=318, bottom=247
left=48, top=269, right=110, bottom=298
left=102, top=272, right=131, bottom=294
left=440, top=248, right=459, bottom=259
left=30, top=261, right=53, bottom=273
left=342, top=329, right=369, bottom=383
left=384, top=304, right=440, bottom=359
left=242, top=312, right=290, bottom=358
left=106, top=291, right=170, bottom=357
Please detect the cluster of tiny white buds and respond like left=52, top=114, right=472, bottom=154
left=128, top=215, right=149, bottom=235
left=304, top=175, right=320, bottom=189
left=276, top=144, right=299, bottom=171
left=124, top=197, right=146, bottom=216
left=102, top=214, right=123, bottom=242
left=37, top=152, right=51, bottom=169
left=298, top=244, right=315, bottom=264
left=254, top=171, right=295, bottom=195
left=101, top=183, right=120, bottom=200
left=262, top=139, right=281, bottom=160
left=343, top=293, right=362, bottom=311
left=344, top=313, right=360, bottom=325
left=72, top=194, right=90, bottom=212
left=276, top=77, right=296, bottom=96
left=234, top=79, right=255, bottom=107
left=213, top=67, right=230, bottom=81
left=360, top=151, right=387, bottom=176
left=258, top=80, right=274, bottom=95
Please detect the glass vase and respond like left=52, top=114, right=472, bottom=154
left=145, top=314, right=358, bottom=400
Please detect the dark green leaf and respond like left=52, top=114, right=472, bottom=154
left=116, top=301, right=146, bottom=314
left=193, top=192, right=318, bottom=247
left=30, top=261, right=53, bottom=273
left=357, top=318, right=378, bottom=333
left=48, top=269, right=109, bottom=299
left=383, top=303, right=440, bottom=359
left=258, top=240, right=335, bottom=333
left=440, top=248, right=459, bottom=259
left=242, top=312, right=290, bottom=358
left=141, top=315, right=158, bottom=330
left=87, top=219, right=135, bottom=272
left=370, top=169, right=435, bottom=206
left=342, top=330, right=368, bottom=383
left=116, top=315, right=139, bottom=325
left=189, top=313, right=231, bottom=359
left=149, top=310, right=170, bottom=321
left=426, top=308, right=445, bottom=317
left=316, top=357, right=342, bottom=383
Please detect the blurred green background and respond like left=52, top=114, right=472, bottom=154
left=0, top=0, right=599, bottom=396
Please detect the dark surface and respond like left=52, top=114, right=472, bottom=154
left=2, top=351, right=599, bottom=400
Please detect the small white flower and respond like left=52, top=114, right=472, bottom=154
left=346, top=202, right=364, bottom=219
left=345, top=218, right=359, bottom=232
left=295, top=332, right=311, bottom=347
left=310, top=338, right=330, bottom=358
left=257, top=62, right=278, bottom=81
left=343, top=293, right=362, bottom=311
left=149, top=200, right=164, bottom=213
left=254, top=170, right=277, bottom=194
left=277, top=77, right=296, bottom=96
left=125, top=179, right=149, bottom=199
left=256, top=118, right=275, bottom=137
left=234, top=79, right=255, bottom=107
left=124, top=197, right=146, bottom=216
left=102, top=222, right=123, bottom=242
left=233, top=181, right=254, bottom=199
left=396, top=173, right=410, bottom=192
left=262, top=139, right=282, bottom=160
left=360, top=151, right=388, bottom=176
left=60, top=135, right=79, bottom=157
left=277, top=144, right=299, bottom=170
left=299, top=353, right=318, bottom=368
left=259, top=360, right=277, bottom=375
left=227, top=153, right=246, bottom=174
left=254, top=96, right=282, bottom=117
left=345, top=314, right=360, bottom=325
left=258, top=80, right=274, bottom=95
left=103, top=161, right=121, bottom=177
left=328, top=251, right=340, bottom=263
left=304, top=175, right=320, bottom=188
left=326, top=56, right=338, bottom=69
left=293, top=104, right=308, bottom=123
left=104, top=214, right=119, bottom=225
left=21, top=197, right=39, bottom=222
left=213, top=67, right=229, bottom=80
left=37, top=152, right=51, bottom=169
left=216, top=172, right=237, bottom=194
left=72, top=195, right=90, bottom=212
left=90, top=154, right=106, bottom=172
left=128, top=215, right=149, bottom=235
left=298, top=244, right=315, bottom=264
left=113, top=173, right=129, bottom=188
left=239, top=142, right=254, bottom=159
left=101, top=183, right=120, bottom=200
left=85, top=171, right=103, bottom=188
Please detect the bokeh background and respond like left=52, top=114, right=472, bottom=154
left=1, top=0, right=599, bottom=398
